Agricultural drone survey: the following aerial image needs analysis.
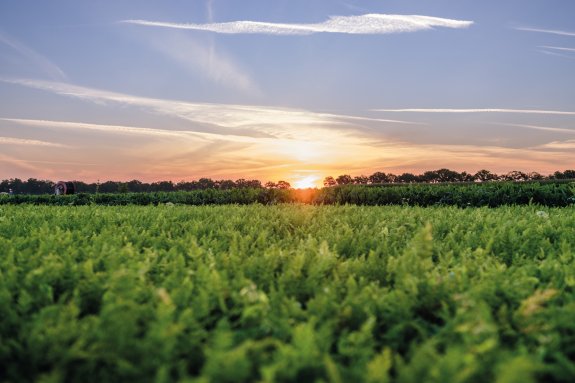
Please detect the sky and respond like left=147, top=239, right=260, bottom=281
left=1, top=0, right=574, bottom=188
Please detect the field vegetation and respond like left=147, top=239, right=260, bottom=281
left=1, top=181, right=574, bottom=207
left=1, top=204, right=575, bottom=382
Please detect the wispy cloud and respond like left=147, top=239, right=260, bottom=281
left=498, top=123, right=575, bottom=135
left=0, top=31, right=67, bottom=81
left=144, top=32, right=258, bottom=93
left=374, top=108, right=575, bottom=116
left=2, top=118, right=197, bottom=139
left=121, top=14, right=473, bottom=36
left=0, top=135, right=65, bottom=147
left=538, top=140, right=575, bottom=150
left=5, top=79, right=572, bottom=182
left=1, top=117, right=273, bottom=144
left=539, top=46, right=575, bottom=53
left=536, top=46, right=575, bottom=59
left=206, top=0, right=215, bottom=23
left=1, top=78, right=412, bottom=140
left=515, top=27, right=575, bottom=37
left=538, top=49, right=574, bottom=59
left=124, top=0, right=257, bottom=93
left=0, top=154, right=43, bottom=174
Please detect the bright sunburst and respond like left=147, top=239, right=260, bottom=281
left=292, top=175, right=321, bottom=189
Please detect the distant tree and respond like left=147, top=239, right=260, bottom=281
left=175, top=181, right=194, bottom=191
left=336, top=175, right=353, bottom=185
left=24, top=178, right=53, bottom=194
left=197, top=178, right=215, bottom=189
left=504, top=171, right=529, bottom=182
left=353, top=175, right=369, bottom=185
left=323, top=176, right=337, bottom=187
left=0, top=179, right=11, bottom=193
left=473, top=169, right=498, bottom=182
left=552, top=171, right=565, bottom=180
left=249, top=180, right=263, bottom=188
left=264, top=181, right=277, bottom=189
left=422, top=169, right=462, bottom=183
left=236, top=179, right=262, bottom=188
left=528, top=172, right=544, bottom=181
left=276, top=180, right=291, bottom=189
left=74, top=181, right=95, bottom=193
left=218, top=180, right=236, bottom=189
left=440, top=168, right=464, bottom=182
left=117, top=182, right=129, bottom=193
left=460, top=171, right=475, bottom=182
left=235, top=179, right=248, bottom=188
left=8, top=178, right=24, bottom=194
left=368, top=172, right=389, bottom=184
left=397, top=173, right=418, bottom=183
left=99, top=181, right=118, bottom=193
left=553, top=170, right=575, bottom=180
left=151, top=181, right=175, bottom=192
left=127, top=179, right=144, bottom=192
left=421, top=170, right=438, bottom=183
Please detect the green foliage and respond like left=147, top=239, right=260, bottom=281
left=316, top=182, right=575, bottom=207
left=1, top=205, right=575, bottom=382
left=2, top=181, right=574, bottom=207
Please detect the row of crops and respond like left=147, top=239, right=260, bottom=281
left=1, top=204, right=575, bottom=382
left=1, top=181, right=574, bottom=207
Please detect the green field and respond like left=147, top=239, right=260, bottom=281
left=1, top=205, right=575, bottom=382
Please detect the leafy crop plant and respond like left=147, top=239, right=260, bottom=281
left=0, top=205, right=574, bottom=382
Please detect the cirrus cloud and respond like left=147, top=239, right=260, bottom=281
left=1, top=78, right=413, bottom=141
left=0, top=31, right=67, bottom=81
left=121, top=14, right=473, bottom=36
left=538, top=46, right=575, bottom=53
left=374, top=108, right=575, bottom=116
left=0, top=135, right=66, bottom=147
left=515, top=27, right=575, bottom=37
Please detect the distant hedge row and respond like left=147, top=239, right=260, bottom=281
left=317, top=182, right=575, bottom=207
left=0, top=188, right=300, bottom=206
left=1, top=182, right=574, bottom=207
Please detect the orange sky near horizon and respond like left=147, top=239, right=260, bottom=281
left=2, top=110, right=573, bottom=189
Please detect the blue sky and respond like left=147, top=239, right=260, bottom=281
left=1, top=0, right=574, bottom=186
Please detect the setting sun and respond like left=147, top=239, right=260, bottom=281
left=292, top=174, right=321, bottom=189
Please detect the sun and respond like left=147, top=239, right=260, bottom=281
left=292, top=175, right=321, bottom=189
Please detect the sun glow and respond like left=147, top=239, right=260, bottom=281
left=278, top=140, right=325, bottom=162
left=292, top=174, right=321, bottom=189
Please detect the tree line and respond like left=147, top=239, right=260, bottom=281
left=323, top=169, right=575, bottom=186
left=0, top=178, right=291, bottom=195
left=0, top=168, right=574, bottom=195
